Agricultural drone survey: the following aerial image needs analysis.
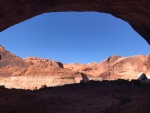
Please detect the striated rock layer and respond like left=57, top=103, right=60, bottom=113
left=0, top=0, right=150, bottom=44
left=65, top=55, right=149, bottom=80
left=0, top=45, right=28, bottom=77
left=147, top=54, right=150, bottom=72
left=0, top=46, right=88, bottom=89
left=0, top=45, right=149, bottom=89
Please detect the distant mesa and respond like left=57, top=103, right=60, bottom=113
left=65, top=55, right=149, bottom=80
left=24, top=56, right=64, bottom=68
left=0, top=45, right=149, bottom=89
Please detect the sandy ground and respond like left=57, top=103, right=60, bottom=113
left=0, top=80, right=150, bottom=113
left=0, top=76, right=102, bottom=90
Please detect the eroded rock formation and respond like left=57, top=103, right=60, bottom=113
left=0, top=45, right=28, bottom=77
left=65, top=55, right=149, bottom=80
left=1, top=1, right=149, bottom=80
left=0, top=46, right=149, bottom=89
left=0, top=0, right=150, bottom=44
left=24, top=57, right=64, bottom=68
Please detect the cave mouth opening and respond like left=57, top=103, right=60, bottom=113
left=0, top=12, right=149, bottom=64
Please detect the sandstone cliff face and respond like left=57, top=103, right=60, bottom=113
left=65, top=55, right=148, bottom=80
left=147, top=54, right=150, bottom=73
left=0, top=0, right=150, bottom=44
left=100, top=55, right=148, bottom=80
left=0, top=46, right=84, bottom=89
left=0, top=45, right=28, bottom=77
left=10, top=56, right=80, bottom=89
left=13, top=56, right=72, bottom=77
left=0, top=45, right=28, bottom=68
left=24, top=57, right=63, bottom=68
left=0, top=45, right=149, bottom=89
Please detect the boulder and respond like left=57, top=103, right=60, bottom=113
left=138, top=72, right=148, bottom=81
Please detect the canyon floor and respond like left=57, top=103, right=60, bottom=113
left=0, top=80, right=150, bottom=113
left=0, top=45, right=150, bottom=113
left=0, top=45, right=150, bottom=89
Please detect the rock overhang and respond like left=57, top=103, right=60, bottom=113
left=0, top=0, right=150, bottom=44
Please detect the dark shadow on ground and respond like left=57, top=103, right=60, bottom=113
left=0, top=80, right=150, bottom=113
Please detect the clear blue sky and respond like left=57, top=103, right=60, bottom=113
left=0, top=12, right=149, bottom=64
